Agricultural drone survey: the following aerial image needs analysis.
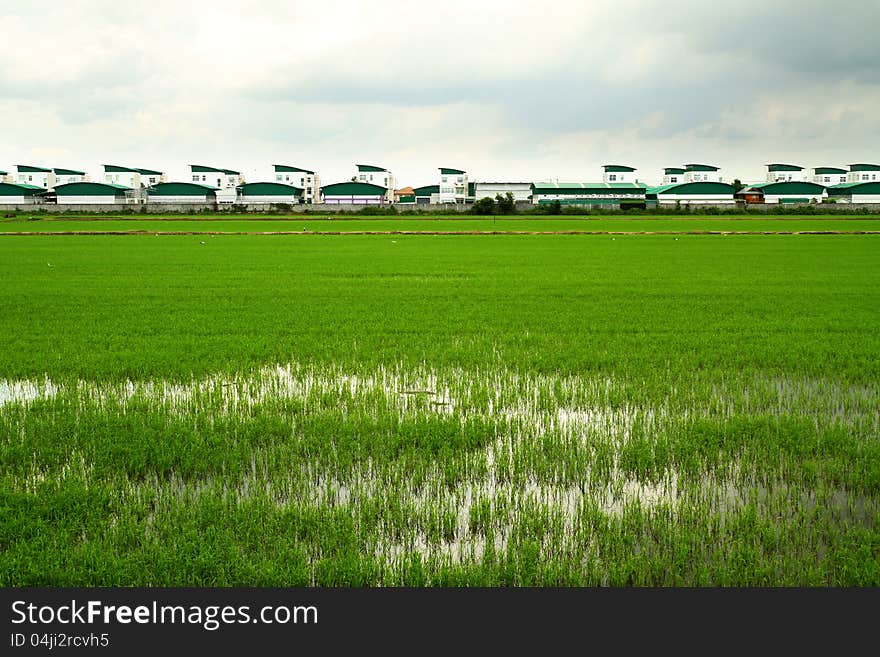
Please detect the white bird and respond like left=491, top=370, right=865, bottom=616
left=200, top=241, right=206, bottom=245
left=47, top=262, right=53, bottom=267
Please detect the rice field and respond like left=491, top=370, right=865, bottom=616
left=2, top=215, right=880, bottom=234
left=1, top=227, right=878, bottom=585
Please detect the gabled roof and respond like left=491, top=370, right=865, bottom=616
left=274, top=164, right=315, bottom=174
left=813, top=167, right=847, bottom=174
left=356, top=164, right=388, bottom=173
left=16, top=165, right=52, bottom=173
left=53, top=168, right=86, bottom=176
left=440, top=167, right=466, bottom=175
left=603, top=165, right=637, bottom=172
left=136, top=168, right=163, bottom=176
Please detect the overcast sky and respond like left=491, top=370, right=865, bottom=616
left=1, top=0, right=878, bottom=186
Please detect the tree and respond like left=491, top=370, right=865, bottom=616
left=732, top=178, right=745, bottom=193
left=547, top=200, right=562, bottom=215
left=472, top=196, right=496, bottom=215
left=495, top=191, right=516, bottom=214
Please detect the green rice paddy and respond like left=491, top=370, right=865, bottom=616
left=1, top=220, right=878, bottom=585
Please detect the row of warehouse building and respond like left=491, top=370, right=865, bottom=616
left=1, top=162, right=879, bottom=207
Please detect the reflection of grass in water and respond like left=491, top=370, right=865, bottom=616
left=2, top=364, right=878, bottom=586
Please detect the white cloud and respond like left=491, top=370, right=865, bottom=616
left=0, top=0, right=877, bottom=186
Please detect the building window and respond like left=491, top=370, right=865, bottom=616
left=863, top=174, right=870, bottom=180
left=670, top=177, right=678, bottom=183
left=824, top=177, right=830, bottom=183
left=457, top=176, right=464, bottom=183
left=359, top=175, right=366, bottom=181
left=609, top=174, right=617, bottom=181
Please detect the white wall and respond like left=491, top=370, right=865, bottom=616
left=55, top=173, right=89, bottom=186
left=0, top=195, right=36, bottom=204
left=684, top=170, right=723, bottom=183
left=766, top=170, right=807, bottom=182
left=240, top=195, right=301, bottom=204
left=105, top=171, right=141, bottom=188
left=57, top=195, right=121, bottom=205
left=813, top=173, right=847, bottom=185
left=16, top=170, right=55, bottom=188
left=150, top=195, right=213, bottom=203
left=763, top=192, right=826, bottom=204
left=603, top=170, right=637, bottom=183
left=662, top=173, right=684, bottom=184
left=323, top=195, right=384, bottom=205
left=191, top=170, right=242, bottom=188
left=847, top=170, right=880, bottom=183
left=275, top=171, right=320, bottom=202
left=655, top=194, right=735, bottom=205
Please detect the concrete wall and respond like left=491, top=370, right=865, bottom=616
left=2, top=201, right=880, bottom=214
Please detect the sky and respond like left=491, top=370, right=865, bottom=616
left=1, top=0, right=878, bottom=187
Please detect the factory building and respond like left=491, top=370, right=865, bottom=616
left=0, top=182, right=44, bottom=204
left=531, top=181, right=646, bottom=207
left=473, top=182, right=532, bottom=203
left=846, top=163, right=880, bottom=183
left=237, top=182, right=303, bottom=204
left=52, top=182, right=131, bottom=204
left=15, top=165, right=55, bottom=189
left=321, top=182, right=388, bottom=204
left=765, top=164, right=807, bottom=182
left=147, top=182, right=218, bottom=203
left=438, top=167, right=469, bottom=203
left=53, top=168, right=89, bottom=186
left=354, top=165, right=395, bottom=203
left=812, top=167, right=848, bottom=185
left=736, top=181, right=827, bottom=204
left=647, top=181, right=736, bottom=205
left=274, top=165, right=320, bottom=203
left=104, top=165, right=166, bottom=189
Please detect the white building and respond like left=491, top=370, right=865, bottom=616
left=53, top=168, right=89, bottom=186
left=602, top=165, right=639, bottom=183
left=238, top=182, right=302, bottom=205
left=683, top=164, right=723, bottom=183
left=354, top=165, right=395, bottom=203
left=0, top=170, right=10, bottom=183
left=846, top=163, right=880, bottom=183
left=648, top=180, right=737, bottom=205
left=765, top=164, right=807, bottom=182
left=738, top=181, right=827, bottom=204
left=274, top=165, right=319, bottom=203
left=104, top=165, right=166, bottom=189
left=438, top=167, right=469, bottom=203
left=812, top=167, right=848, bottom=185
left=15, top=165, right=55, bottom=189
left=473, top=182, right=532, bottom=203
left=0, top=182, right=44, bottom=204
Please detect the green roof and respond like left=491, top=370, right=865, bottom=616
left=17, top=165, right=52, bottom=173
left=148, top=182, right=219, bottom=195
left=440, top=167, right=466, bottom=175
left=647, top=182, right=736, bottom=196
left=54, top=182, right=131, bottom=196
left=684, top=164, right=720, bottom=172
left=603, top=165, right=637, bottom=172
left=238, top=182, right=303, bottom=196
left=274, top=165, right=315, bottom=174
left=766, top=164, right=803, bottom=172
left=53, top=168, right=86, bottom=176
left=356, top=164, right=387, bottom=173
left=0, top=182, right=44, bottom=196
left=322, top=182, right=387, bottom=195
left=849, top=163, right=880, bottom=172
left=0, top=170, right=6, bottom=175
left=743, top=181, right=826, bottom=194
left=104, top=165, right=163, bottom=175
left=828, top=181, right=880, bottom=194
left=664, top=168, right=686, bottom=175
left=191, top=165, right=238, bottom=174
left=414, top=185, right=439, bottom=196
left=397, top=194, right=416, bottom=203
left=814, top=167, right=847, bottom=175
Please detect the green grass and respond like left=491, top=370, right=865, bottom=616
left=1, top=232, right=878, bottom=585
left=2, top=215, right=880, bottom=234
